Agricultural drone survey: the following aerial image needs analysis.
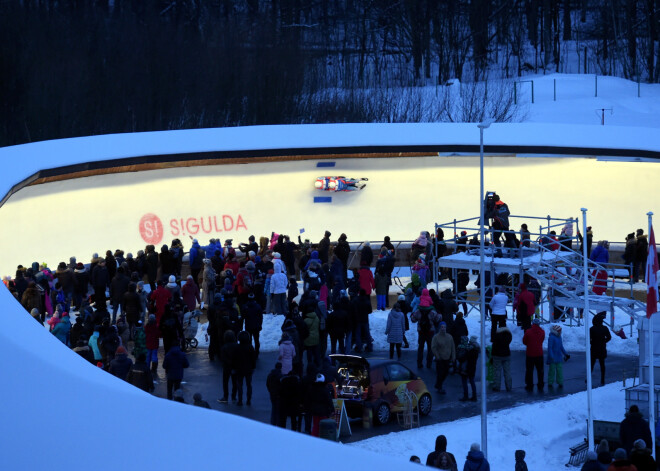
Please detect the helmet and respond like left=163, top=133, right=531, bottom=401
left=315, top=180, right=323, bottom=189
left=328, top=181, right=337, bottom=189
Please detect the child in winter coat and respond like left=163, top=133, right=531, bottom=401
left=412, top=255, right=429, bottom=288
left=47, top=310, right=61, bottom=332
left=278, top=333, right=296, bottom=374
left=374, top=266, right=390, bottom=311
left=547, top=324, right=569, bottom=388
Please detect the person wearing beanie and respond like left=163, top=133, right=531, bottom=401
left=30, top=308, right=42, bottom=325
left=620, top=405, right=653, bottom=457
left=463, top=443, right=490, bottom=471
left=109, top=345, right=133, bottom=381
left=609, top=448, right=634, bottom=470
left=166, top=274, right=180, bottom=297
left=547, top=324, right=569, bottom=388
left=597, top=439, right=612, bottom=467
left=523, top=317, right=545, bottom=391
left=630, top=438, right=656, bottom=470
left=580, top=450, right=600, bottom=471
left=411, top=288, right=441, bottom=369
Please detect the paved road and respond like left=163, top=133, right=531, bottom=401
left=151, top=344, right=637, bottom=442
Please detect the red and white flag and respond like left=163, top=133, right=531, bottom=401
left=647, top=226, right=659, bottom=318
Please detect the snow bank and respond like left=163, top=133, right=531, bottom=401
left=0, top=287, right=416, bottom=470
left=351, top=381, right=628, bottom=469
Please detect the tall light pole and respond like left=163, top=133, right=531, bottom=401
left=582, top=208, right=594, bottom=451
left=478, top=118, right=493, bottom=458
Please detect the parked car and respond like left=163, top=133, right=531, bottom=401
left=330, top=354, right=432, bottom=425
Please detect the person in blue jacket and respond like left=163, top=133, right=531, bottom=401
left=189, top=239, right=205, bottom=286
left=463, top=443, right=490, bottom=471
left=163, top=345, right=190, bottom=400
left=547, top=324, right=569, bottom=388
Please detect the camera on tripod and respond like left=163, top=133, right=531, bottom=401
left=484, top=191, right=497, bottom=223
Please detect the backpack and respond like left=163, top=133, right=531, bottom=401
left=306, top=273, right=321, bottom=292
left=242, top=273, right=253, bottom=290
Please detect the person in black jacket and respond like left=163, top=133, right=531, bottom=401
left=307, top=373, right=335, bottom=437
left=328, top=295, right=350, bottom=354
left=491, top=322, right=513, bottom=392
left=127, top=353, right=155, bottom=393
left=353, top=289, right=373, bottom=353
left=623, top=233, right=637, bottom=279
left=145, top=245, right=159, bottom=291
left=242, top=293, right=263, bottom=356
left=590, top=312, right=611, bottom=386
left=218, top=330, right=238, bottom=403
left=334, top=234, right=351, bottom=281
left=72, top=263, right=89, bottom=311
left=234, top=331, right=257, bottom=406
left=317, top=231, right=331, bottom=264
left=360, top=241, right=373, bottom=267
left=122, top=282, right=142, bottom=340
left=279, top=371, right=302, bottom=430
left=91, top=260, right=109, bottom=307
left=105, top=250, right=117, bottom=283
left=266, top=362, right=283, bottom=425
left=620, top=405, right=653, bottom=456
left=109, top=267, right=130, bottom=324
left=160, top=244, right=175, bottom=279
left=634, top=229, right=649, bottom=282
left=426, top=435, right=458, bottom=469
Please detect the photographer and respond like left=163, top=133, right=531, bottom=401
left=485, top=193, right=515, bottom=250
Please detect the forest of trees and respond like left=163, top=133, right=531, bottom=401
left=1, top=0, right=658, bottom=147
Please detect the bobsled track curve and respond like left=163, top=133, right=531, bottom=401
left=0, top=122, right=659, bottom=469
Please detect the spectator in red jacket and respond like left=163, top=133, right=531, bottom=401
left=150, top=280, right=172, bottom=325
left=181, top=275, right=200, bottom=312
left=514, top=283, right=536, bottom=331
left=522, top=318, right=545, bottom=392
left=358, top=262, right=375, bottom=296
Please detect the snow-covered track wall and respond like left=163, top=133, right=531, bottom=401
left=0, top=123, right=658, bottom=272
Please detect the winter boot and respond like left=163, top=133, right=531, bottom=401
left=470, top=394, right=477, bottom=402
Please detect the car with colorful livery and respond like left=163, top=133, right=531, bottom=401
left=330, top=354, right=432, bottom=425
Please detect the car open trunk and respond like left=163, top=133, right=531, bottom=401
left=330, top=354, right=370, bottom=400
